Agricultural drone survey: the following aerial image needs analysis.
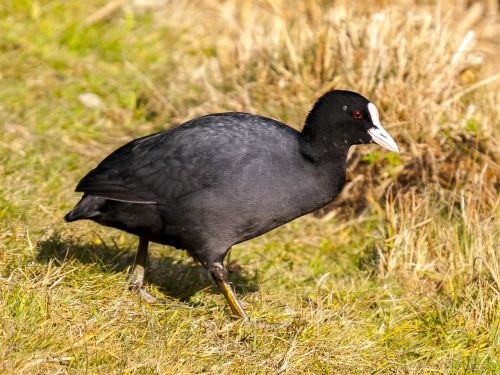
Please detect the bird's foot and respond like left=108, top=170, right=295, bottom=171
left=128, top=265, right=164, bottom=305
left=129, top=282, right=165, bottom=305
left=137, top=287, right=164, bottom=304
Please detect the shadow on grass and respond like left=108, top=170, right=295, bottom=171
left=36, top=234, right=257, bottom=301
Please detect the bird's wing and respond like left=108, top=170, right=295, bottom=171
left=75, top=114, right=291, bottom=204
left=75, top=128, right=222, bottom=204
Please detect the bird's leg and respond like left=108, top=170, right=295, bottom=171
left=209, top=262, right=249, bottom=321
left=129, top=237, right=159, bottom=304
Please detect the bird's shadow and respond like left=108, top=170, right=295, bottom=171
left=36, top=234, right=258, bottom=301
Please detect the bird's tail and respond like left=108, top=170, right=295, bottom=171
left=64, top=194, right=104, bottom=222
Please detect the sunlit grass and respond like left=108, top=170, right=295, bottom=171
left=0, top=0, right=499, bottom=373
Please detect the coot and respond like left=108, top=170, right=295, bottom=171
left=65, top=90, right=399, bottom=320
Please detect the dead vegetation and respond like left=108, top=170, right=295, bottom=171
left=0, top=0, right=499, bottom=373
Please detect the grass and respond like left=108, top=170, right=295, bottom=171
left=1, top=0, right=499, bottom=373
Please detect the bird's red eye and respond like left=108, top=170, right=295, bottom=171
left=353, top=111, right=362, bottom=119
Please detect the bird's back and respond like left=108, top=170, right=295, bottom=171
left=76, top=113, right=300, bottom=205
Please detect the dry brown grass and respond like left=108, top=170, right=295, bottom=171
left=0, top=0, right=499, bottom=373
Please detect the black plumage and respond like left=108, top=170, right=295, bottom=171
left=65, top=90, right=399, bottom=320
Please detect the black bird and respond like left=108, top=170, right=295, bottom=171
left=65, top=90, right=399, bottom=320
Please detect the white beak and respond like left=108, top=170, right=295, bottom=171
left=367, top=103, right=399, bottom=153
left=368, top=126, right=399, bottom=153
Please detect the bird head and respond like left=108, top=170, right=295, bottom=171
left=303, top=90, right=399, bottom=154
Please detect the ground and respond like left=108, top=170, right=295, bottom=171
left=0, top=1, right=499, bottom=373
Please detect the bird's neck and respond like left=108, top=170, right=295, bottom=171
left=297, top=114, right=350, bottom=206
left=298, top=118, right=349, bottom=165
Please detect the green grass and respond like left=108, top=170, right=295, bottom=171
left=1, top=0, right=499, bottom=373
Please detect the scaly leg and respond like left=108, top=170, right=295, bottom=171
left=209, top=262, right=249, bottom=321
left=129, top=237, right=160, bottom=304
